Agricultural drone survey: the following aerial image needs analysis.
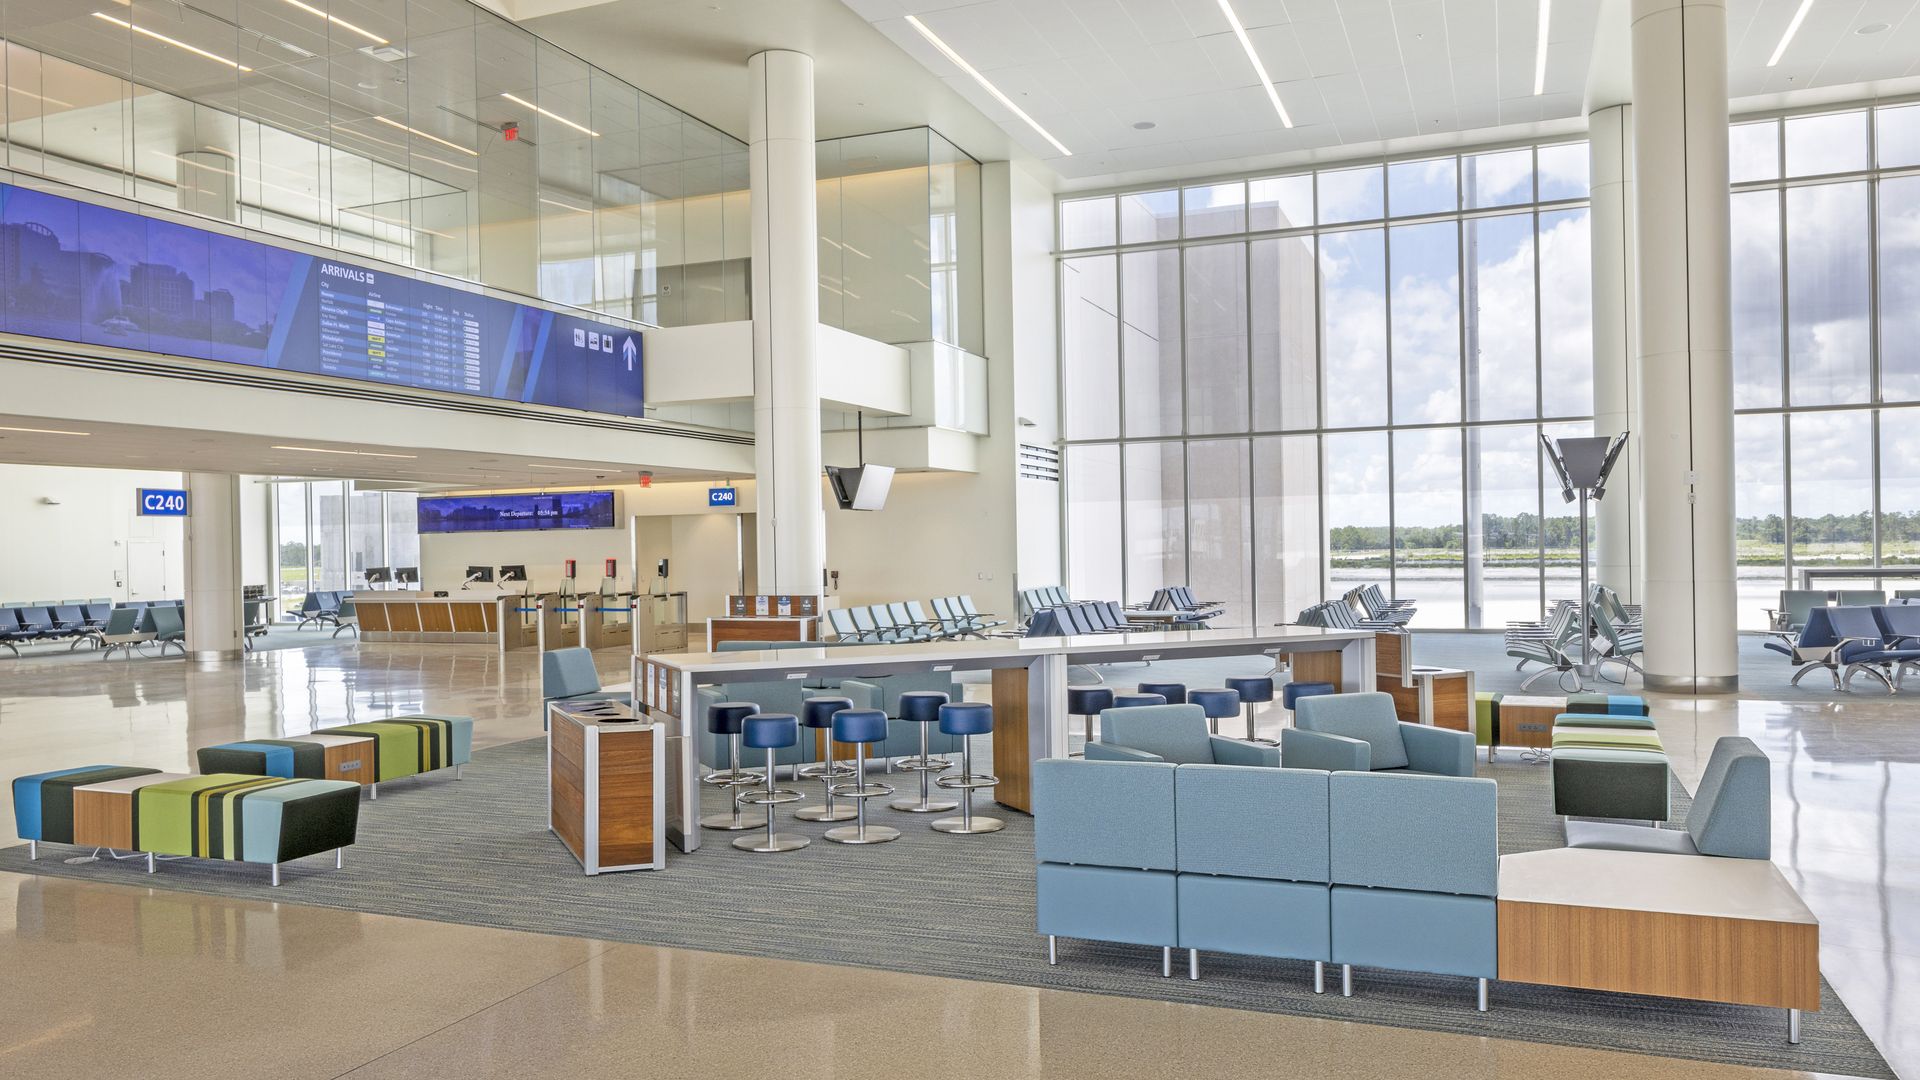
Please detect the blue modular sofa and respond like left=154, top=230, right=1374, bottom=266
left=1033, top=757, right=1498, bottom=1006
left=1282, top=692, right=1476, bottom=777
left=1084, top=703, right=1281, bottom=767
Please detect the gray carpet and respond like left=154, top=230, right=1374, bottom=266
left=0, top=739, right=1888, bottom=1078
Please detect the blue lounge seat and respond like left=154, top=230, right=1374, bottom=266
left=1084, top=704, right=1280, bottom=767
left=1566, top=736, right=1772, bottom=858
left=540, top=647, right=627, bottom=729
left=1033, top=758, right=1180, bottom=973
left=1329, top=770, right=1498, bottom=1007
left=147, top=604, right=187, bottom=655
left=1871, top=604, right=1920, bottom=689
left=1283, top=692, right=1475, bottom=777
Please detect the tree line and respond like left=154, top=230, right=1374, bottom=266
left=1328, top=511, right=1897, bottom=552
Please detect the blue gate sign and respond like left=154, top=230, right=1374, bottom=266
left=138, top=488, right=189, bottom=516
left=708, top=486, right=738, bottom=508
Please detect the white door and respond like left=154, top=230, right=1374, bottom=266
left=126, top=540, right=169, bottom=601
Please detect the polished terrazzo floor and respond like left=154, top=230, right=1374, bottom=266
left=0, top=634, right=1913, bottom=1079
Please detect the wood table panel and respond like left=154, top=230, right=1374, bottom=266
left=388, top=602, right=422, bottom=633
left=991, top=667, right=1032, bottom=813
left=358, top=603, right=391, bottom=633
left=1498, top=899, right=1820, bottom=1011
left=1285, top=649, right=1344, bottom=687
left=323, top=740, right=374, bottom=784
left=549, top=716, right=587, bottom=862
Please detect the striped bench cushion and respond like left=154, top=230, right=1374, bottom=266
left=13, top=766, right=160, bottom=843
left=317, top=715, right=472, bottom=781
left=1552, top=713, right=1657, bottom=731
left=197, top=740, right=330, bottom=779
left=1473, top=692, right=1501, bottom=747
left=1551, top=727, right=1665, bottom=752
left=134, top=775, right=359, bottom=864
left=1566, top=693, right=1649, bottom=717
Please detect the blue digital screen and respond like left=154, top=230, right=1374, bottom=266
left=416, top=490, right=617, bottom=533
left=0, top=183, right=643, bottom=417
left=708, top=486, right=737, bottom=507
left=137, top=488, right=189, bottom=516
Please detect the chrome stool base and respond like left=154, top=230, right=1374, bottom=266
left=793, top=803, right=858, bottom=822
left=733, top=832, right=810, bottom=852
left=890, top=795, right=958, bottom=813
left=931, top=813, right=1004, bottom=834
left=702, top=768, right=765, bottom=787
left=824, top=823, right=900, bottom=844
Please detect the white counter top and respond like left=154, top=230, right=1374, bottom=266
left=1499, top=847, right=1817, bottom=924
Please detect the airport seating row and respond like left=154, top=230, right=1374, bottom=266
left=824, top=596, right=1005, bottom=642
left=1765, top=602, right=1920, bottom=692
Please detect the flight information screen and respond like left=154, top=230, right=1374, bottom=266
left=0, top=182, right=644, bottom=417
left=416, top=490, right=618, bottom=533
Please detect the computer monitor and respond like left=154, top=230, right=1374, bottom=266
left=827, top=464, right=894, bottom=511
left=498, top=564, right=527, bottom=584
left=364, top=567, right=391, bottom=584
left=465, top=565, right=494, bottom=583
left=395, top=567, right=419, bottom=584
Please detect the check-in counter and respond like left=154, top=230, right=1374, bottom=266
left=353, top=593, right=535, bottom=652
left=706, top=615, right=816, bottom=650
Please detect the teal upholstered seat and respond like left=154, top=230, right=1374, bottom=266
left=1085, top=704, right=1280, bottom=767
left=540, top=647, right=626, bottom=730
left=1283, top=692, right=1475, bottom=777
left=1566, top=736, right=1771, bottom=858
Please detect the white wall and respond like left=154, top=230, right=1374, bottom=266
left=238, top=475, right=271, bottom=588
left=990, top=161, right=1064, bottom=593
left=0, top=464, right=186, bottom=602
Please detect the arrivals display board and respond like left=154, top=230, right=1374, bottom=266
left=0, top=182, right=643, bottom=417
left=416, top=491, right=617, bottom=533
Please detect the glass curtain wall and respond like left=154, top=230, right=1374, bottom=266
left=0, top=1, right=747, bottom=323
left=816, top=127, right=982, bottom=352
left=1730, top=103, right=1920, bottom=628
left=272, top=480, right=419, bottom=603
left=1059, top=141, right=1593, bottom=628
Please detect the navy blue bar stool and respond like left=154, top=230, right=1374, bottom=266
left=795, top=696, right=857, bottom=823
left=1225, top=675, right=1277, bottom=744
left=932, top=702, right=1002, bottom=835
left=1188, top=688, right=1242, bottom=736
left=702, top=701, right=764, bottom=788
left=1067, top=686, right=1113, bottom=757
left=1110, top=692, right=1167, bottom=709
left=733, top=715, right=809, bottom=852
left=1284, top=681, right=1337, bottom=723
left=824, top=708, right=900, bottom=845
left=892, top=690, right=958, bottom=813
left=1137, top=681, right=1186, bottom=705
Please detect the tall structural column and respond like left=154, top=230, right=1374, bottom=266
left=183, top=472, right=245, bottom=662
left=1630, top=0, right=1737, bottom=690
left=1590, top=104, right=1641, bottom=605
left=747, top=50, right=825, bottom=595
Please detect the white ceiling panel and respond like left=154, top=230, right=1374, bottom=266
left=807, top=0, right=1920, bottom=188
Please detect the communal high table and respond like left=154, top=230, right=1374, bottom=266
left=635, top=626, right=1372, bottom=852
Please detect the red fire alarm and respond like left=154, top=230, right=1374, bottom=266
left=502, top=122, right=519, bottom=142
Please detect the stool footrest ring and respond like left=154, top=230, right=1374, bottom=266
left=827, top=781, right=895, bottom=799
left=935, top=773, right=998, bottom=792
left=736, top=788, right=805, bottom=806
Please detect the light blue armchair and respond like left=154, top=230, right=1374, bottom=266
left=1328, top=770, right=1499, bottom=1008
left=1175, top=764, right=1332, bottom=987
left=1033, top=758, right=1179, bottom=973
left=1283, top=692, right=1475, bottom=777
left=1566, top=736, right=1771, bottom=858
left=540, top=647, right=627, bottom=730
left=1084, top=704, right=1281, bottom=767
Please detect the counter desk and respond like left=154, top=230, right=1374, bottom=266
left=352, top=593, right=536, bottom=651
left=634, top=625, right=1372, bottom=852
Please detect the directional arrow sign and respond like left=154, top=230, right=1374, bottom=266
left=622, top=335, right=638, bottom=371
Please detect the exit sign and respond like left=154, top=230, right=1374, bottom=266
left=708, top=486, right=738, bottom=508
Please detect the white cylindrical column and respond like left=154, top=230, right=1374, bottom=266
left=748, top=50, right=825, bottom=596
left=177, top=150, right=238, bottom=222
left=1590, top=104, right=1641, bottom=606
left=1630, top=0, right=1737, bottom=691
left=184, top=472, right=245, bottom=662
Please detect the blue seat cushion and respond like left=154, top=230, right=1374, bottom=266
left=743, top=714, right=798, bottom=749
left=1177, top=875, right=1330, bottom=961
left=1332, top=885, right=1495, bottom=979
left=1187, top=689, right=1241, bottom=719
left=1068, top=686, right=1114, bottom=714
left=832, top=708, right=888, bottom=744
left=1037, top=863, right=1177, bottom=948
left=1225, top=676, right=1274, bottom=703
left=1137, top=682, right=1187, bottom=704
left=938, top=701, right=993, bottom=736
left=1283, top=681, right=1336, bottom=709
